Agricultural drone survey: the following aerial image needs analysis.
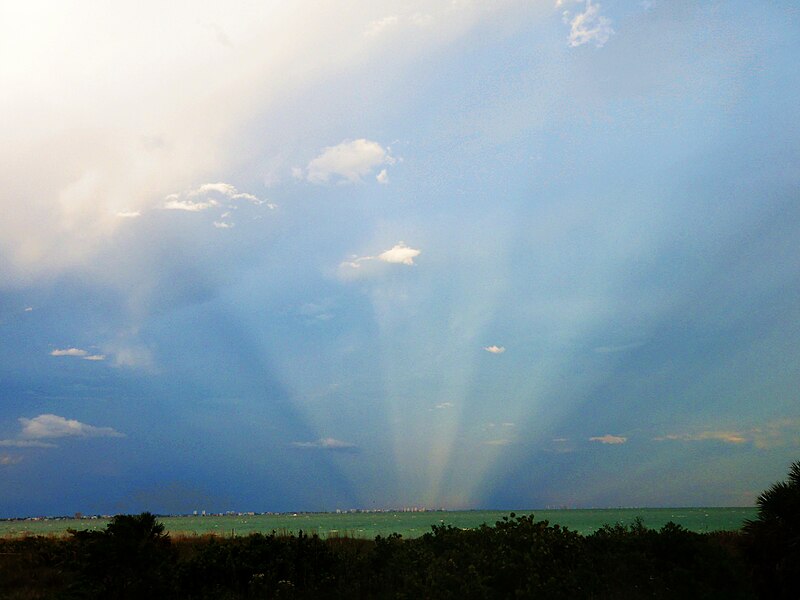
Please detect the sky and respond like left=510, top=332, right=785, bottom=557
left=1, top=0, right=799, bottom=517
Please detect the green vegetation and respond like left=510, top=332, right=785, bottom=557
left=2, top=461, right=799, bottom=599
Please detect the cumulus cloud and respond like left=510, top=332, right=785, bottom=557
left=306, top=139, right=395, bottom=184
left=589, top=434, right=627, bottom=444
left=291, top=437, right=358, bottom=452
left=19, top=414, right=124, bottom=439
left=564, top=0, right=614, bottom=48
left=340, top=242, right=421, bottom=274
left=484, top=345, right=506, bottom=354
left=377, top=243, right=420, bottom=265
left=376, top=168, right=389, bottom=184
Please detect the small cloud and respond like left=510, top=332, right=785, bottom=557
left=24, top=307, right=33, bottom=312
left=564, top=0, right=614, bottom=48
left=589, top=434, right=627, bottom=444
left=50, top=348, right=104, bottom=361
left=162, top=182, right=265, bottom=227
left=291, top=437, right=358, bottom=452
left=340, top=242, right=421, bottom=275
left=164, top=198, right=219, bottom=212
left=291, top=167, right=304, bottom=180
left=0, top=439, right=56, bottom=448
left=0, top=455, right=23, bottom=466
left=376, top=168, right=389, bottom=184
left=306, top=139, right=395, bottom=184
left=116, top=211, right=141, bottom=218
left=19, top=414, right=124, bottom=439
left=82, top=354, right=106, bottom=361
left=593, top=341, right=643, bottom=354
left=654, top=431, right=748, bottom=444
left=485, top=439, right=512, bottom=446
left=435, top=402, right=455, bottom=410
left=484, top=345, right=506, bottom=354
left=50, top=347, right=88, bottom=357
left=377, top=242, right=420, bottom=265
left=552, top=437, right=569, bottom=443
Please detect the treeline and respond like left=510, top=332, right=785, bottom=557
left=1, top=461, right=797, bottom=599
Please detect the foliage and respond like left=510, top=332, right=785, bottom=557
left=742, top=460, right=800, bottom=599
left=0, top=507, right=776, bottom=599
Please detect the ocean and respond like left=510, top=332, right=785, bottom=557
left=0, top=507, right=756, bottom=539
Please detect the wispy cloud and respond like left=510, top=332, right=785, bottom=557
left=485, top=439, right=513, bottom=446
left=435, top=402, right=455, bottom=409
left=163, top=182, right=265, bottom=227
left=19, top=414, right=124, bottom=439
left=291, top=437, right=358, bottom=452
left=484, top=345, right=506, bottom=354
left=0, top=439, right=57, bottom=448
left=0, top=455, right=23, bottom=466
left=654, top=431, right=748, bottom=444
left=50, top=348, right=105, bottom=361
left=306, top=139, right=395, bottom=184
left=563, top=0, right=614, bottom=48
left=589, top=434, right=627, bottom=444
left=50, top=347, right=88, bottom=357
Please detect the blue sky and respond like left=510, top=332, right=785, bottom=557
left=1, top=0, right=799, bottom=517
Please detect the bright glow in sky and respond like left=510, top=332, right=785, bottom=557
left=1, top=0, right=799, bottom=516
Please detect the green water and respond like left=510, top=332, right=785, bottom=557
left=0, top=507, right=755, bottom=539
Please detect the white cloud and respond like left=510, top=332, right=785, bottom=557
left=306, top=139, right=395, bottom=184
left=376, top=168, right=389, bottom=184
left=116, top=211, right=141, bottom=218
left=50, top=348, right=105, bottom=361
left=340, top=242, right=422, bottom=275
left=19, top=414, right=124, bottom=439
left=589, top=434, right=627, bottom=444
left=50, top=347, right=88, bottom=357
left=377, top=242, right=420, bottom=265
left=24, top=306, right=33, bottom=312
left=484, top=345, right=506, bottom=354
left=565, top=0, right=613, bottom=48
left=435, top=402, right=455, bottom=409
left=164, top=198, right=219, bottom=212
left=0, top=455, right=23, bottom=466
left=213, top=221, right=234, bottom=229
left=291, top=437, right=358, bottom=451
left=0, top=439, right=57, bottom=448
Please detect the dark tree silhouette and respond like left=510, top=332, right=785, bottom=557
left=742, top=460, right=800, bottom=599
